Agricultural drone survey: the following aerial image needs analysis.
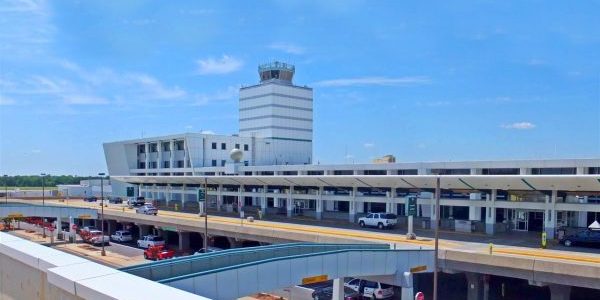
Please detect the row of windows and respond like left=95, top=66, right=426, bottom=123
left=211, top=160, right=249, bottom=167
left=211, top=142, right=249, bottom=151
left=137, top=141, right=184, bottom=154
left=138, top=160, right=186, bottom=169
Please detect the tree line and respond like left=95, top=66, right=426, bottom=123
left=1, top=175, right=109, bottom=187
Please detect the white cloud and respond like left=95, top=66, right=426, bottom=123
left=364, top=143, right=375, bottom=148
left=195, top=86, right=238, bottom=106
left=0, top=95, right=16, bottom=105
left=196, top=55, right=243, bottom=75
left=268, top=42, right=305, bottom=55
left=501, top=122, right=536, bottom=130
left=314, top=76, right=430, bottom=87
left=126, top=73, right=187, bottom=100
left=62, top=94, right=109, bottom=105
left=201, top=130, right=215, bottom=135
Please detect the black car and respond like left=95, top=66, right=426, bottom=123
left=561, top=230, right=600, bottom=247
left=83, top=196, right=97, bottom=202
left=108, top=196, right=123, bottom=204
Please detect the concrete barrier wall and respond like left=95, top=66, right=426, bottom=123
left=0, top=232, right=209, bottom=300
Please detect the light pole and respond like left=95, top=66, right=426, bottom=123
left=203, top=177, right=208, bottom=251
left=99, top=172, right=106, bottom=256
left=4, top=175, right=7, bottom=204
left=41, top=173, right=47, bottom=238
left=433, top=175, right=441, bottom=300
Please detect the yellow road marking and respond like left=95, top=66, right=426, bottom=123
left=493, top=248, right=600, bottom=264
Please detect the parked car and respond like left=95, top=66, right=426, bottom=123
left=312, top=286, right=364, bottom=300
left=194, top=246, right=224, bottom=254
left=83, top=196, right=97, bottom=202
left=345, top=278, right=394, bottom=299
left=144, top=245, right=175, bottom=261
left=108, top=196, right=123, bottom=204
left=83, top=230, right=110, bottom=246
left=78, top=226, right=97, bottom=234
left=127, top=196, right=146, bottom=207
left=110, top=230, right=133, bottom=242
left=358, top=213, right=398, bottom=229
left=137, top=235, right=165, bottom=249
left=560, top=230, right=600, bottom=247
left=136, top=204, right=158, bottom=215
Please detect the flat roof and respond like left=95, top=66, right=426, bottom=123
left=113, top=174, right=600, bottom=192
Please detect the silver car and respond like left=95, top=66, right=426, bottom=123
left=136, top=204, right=158, bottom=215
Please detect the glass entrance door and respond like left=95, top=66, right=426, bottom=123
left=515, top=210, right=529, bottom=231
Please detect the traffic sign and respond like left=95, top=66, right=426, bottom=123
left=415, top=291, right=425, bottom=300
left=301, top=274, right=328, bottom=285
left=407, top=196, right=418, bottom=216
left=197, top=188, right=206, bottom=202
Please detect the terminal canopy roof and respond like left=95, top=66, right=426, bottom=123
left=112, top=175, right=600, bottom=192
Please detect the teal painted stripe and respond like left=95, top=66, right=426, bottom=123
left=458, top=178, right=476, bottom=190
left=521, top=178, right=537, bottom=190
left=268, top=137, right=312, bottom=142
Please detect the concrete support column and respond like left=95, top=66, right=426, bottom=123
left=469, top=193, right=482, bottom=221
left=261, top=185, right=267, bottom=215
left=144, top=142, right=149, bottom=170
left=349, top=187, right=357, bottom=222
left=227, top=237, right=240, bottom=248
left=169, top=140, right=175, bottom=170
left=153, top=184, right=158, bottom=201
left=400, top=272, right=414, bottom=300
left=485, top=190, right=497, bottom=235
left=577, top=211, right=588, bottom=227
left=166, top=184, right=171, bottom=206
left=549, top=284, right=571, bottom=300
left=178, top=231, right=190, bottom=251
left=316, top=187, right=324, bottom=220
left=545, top=190, right=558, bottom=239
left=465, top=272, right=484, bottom=300
left=431, top=190, right=439, bottom=229
left=217, top=185, right=223, bottom=211
left=157, top=140, right=163, bottom=170
left=331, top=278, right=344, bottom=300
left=286, top=186, right=293, bottom=218
left=238, top=186, right=244, bottom=217
left=180, top=184, right=186, bottom=203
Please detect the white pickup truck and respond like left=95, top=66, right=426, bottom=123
left=136, top=235, right=165, bottom=249
left=358, top=213, right=398, bottom=229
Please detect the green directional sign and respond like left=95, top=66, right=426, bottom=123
left=197, top=188, right=206, bottom=202
left=126, top=187, right=135, bottom=197
left=407, top=196, right=418, bottom=216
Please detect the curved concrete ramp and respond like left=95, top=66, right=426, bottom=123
left=122, top=243, right=434, bottom=300
left=0, top=203, right=98, bottom=219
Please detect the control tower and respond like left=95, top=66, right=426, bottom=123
left=258, top=61, right=295, bottom=83
left=238, top=61, right=313, bottom=165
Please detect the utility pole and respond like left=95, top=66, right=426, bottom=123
left=41, top=173, right=47, bottom=238
left=433, top=175, right=441, bottom=300
left=204, top=177, right=208, bottom=251
left=3, top=175, right=7, bottom=204
left=99, top=173, right=106, bottom=256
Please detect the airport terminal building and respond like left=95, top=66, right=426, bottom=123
left=104, top=62, right=600, bottom=238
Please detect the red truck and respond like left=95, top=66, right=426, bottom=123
left=143, top=245, right=175, bottom=261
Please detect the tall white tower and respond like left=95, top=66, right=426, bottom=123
left=239, top=61, right=313, bottom=165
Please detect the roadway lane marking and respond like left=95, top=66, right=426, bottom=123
left=493, top=248, right=600, bottom=264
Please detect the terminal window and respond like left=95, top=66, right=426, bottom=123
left=162, top=142, right=170, bottom=151
left=138, top=144, right=145, bottom=154
left=212, top=160, right=217, bottom=167
left=177, top=160, right=184, bottom=168
left=163, top=161, right=170, bottom=168
left=221, top=143, right=226, bottom=150
left=212, top=142, right=217, bottom=149
left=221, top=160, right=226, bottom=166
left=244, top=144, right=249, bottom=151
left=150, top=143, right=157, bottom=153
left=175, top=140, right=185, bottom=150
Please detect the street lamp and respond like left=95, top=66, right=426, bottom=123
left=3, top=175, right=8, bottom=204
left=41, top=173, right=48, bottom=238
left=99, top=172, right=106, bottom=256
left=201, top=177, right=208, bottom=251
left=40, top=173, right=47, bottom=206
left=433, top=175, right=441, bottom=300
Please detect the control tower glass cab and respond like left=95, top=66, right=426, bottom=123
left=259, top=61, right=295, bottom=84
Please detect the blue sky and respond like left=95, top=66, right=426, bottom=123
left=1, top=0, right=599, bottom=175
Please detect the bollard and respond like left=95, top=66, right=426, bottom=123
left=175, top=204, right=179, bottom=211
left=489, top=243, right=493, bottom=255
left=541, top=231, right=547, bottom=249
